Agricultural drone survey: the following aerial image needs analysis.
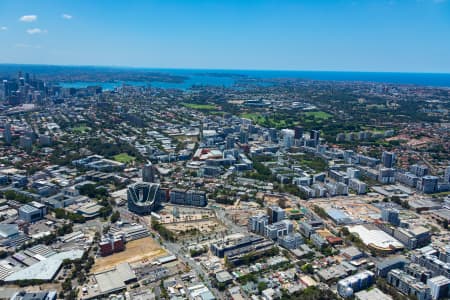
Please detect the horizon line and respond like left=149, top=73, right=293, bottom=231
left=1, top=62, right=450, bottom=75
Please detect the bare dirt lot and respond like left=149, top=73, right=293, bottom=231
left=91, top=237, right=166, bottom=273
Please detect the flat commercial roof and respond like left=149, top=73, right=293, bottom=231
left=19, top=205, right=39, bottom=214
left=4, top=249, right=84, bottom=282
left=0, top=224, right=19, bottom=238
left=376, top=255, right=409, bottom=270
left=216, top=270, right=233, bottom=283
left=355, top=288, right=393, bottom=300
left=317, top=265, right=347, bottom=281
left=432, top=209, right=450, bottom=221
left=94, top=263, right=136, bottom=294
left=111, top=188, right=127, bottom=200
left=77, top=203, right=103, bottom=216
left=341, top=246, right=363, bottom=259
left=95, top=272, right=125, bottom=294
left=326, top=208, right=353, bottom=224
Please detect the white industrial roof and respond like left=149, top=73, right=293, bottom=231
left=348, top=225, right=403, bottom=251
left=4, top=249, right=84, bottom=282
left=355, top=288, right=393, bottom=300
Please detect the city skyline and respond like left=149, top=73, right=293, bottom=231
left=0, top=0, right=450, bottom=73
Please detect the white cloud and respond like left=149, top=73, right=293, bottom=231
left=19, top=15, right=37, bottom=22
left=0, top=26, right=7, bottom=31
left=26, top=28, right=47, bottom=35
left=15, top=43, right=42, bottom=49
left=62, top=13, right=73, bottom=20
left=418, top=0, right=448, bottom=3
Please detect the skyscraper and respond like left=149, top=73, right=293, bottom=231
left=382, top=151, right=395, bottom=168
left=2, top=80, right=9, bottom=99
left=381, top=208, right=400, bottom=226
left=25, top=73, right=30, bottom=84
left=3, top=123, right=12, bottom=144
left=444, top=166, right=450, bottom=184
left=25, top=128, right=36, bottom=142
left=281, top=129, right=295, bottom=148
left=267, top=206, right=285, bottom=224
left=142, top=162, right=155, bottom=183
left=310, top=130, right=320, bottom=146
left=268, top=128, right=278, bottom=143
left=19, top=136, right=32, bottom=152
left=225, top=136, right=235, bottom=149
left=294, top=126, right=304, bottom=139
left=239, top=131, right=249, bottom=144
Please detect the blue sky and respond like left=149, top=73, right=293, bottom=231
left=0, top=0, right=449, bottom=72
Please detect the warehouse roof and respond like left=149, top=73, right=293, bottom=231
left=4, top=249, right=84, bottom=282
left=348, top=225, right=403, bottom=252
left=326, top=208, right=353, bottom=224
left=94, top=263, right=136, bottom=294
left=0, top=224, right=19, bottom=238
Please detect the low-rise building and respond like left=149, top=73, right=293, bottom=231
left=376, top=255, right=409, bottom=277
left=404, top=263, right=432, bottom=283
left=210, top=234, right=274, bottom=260
left=427, top=276, right=450, bottom=300
left=11, top=290, right=57, bottom=300
left=169, top=188, right=207, bottom=207
left=278, top=232, right=303, bottom=249
left=18, top=202, right=47, bottom=223
left=341, top=246, right=364, bottom=261
left=264, top=220, right=293, bottom=240
left=337, top=271, right=375, bottom=298
left=387, top=269, right=431, bottom=300
left=310, top=233, right=328, bottom=250
left=248, top=214, right=269, bottom=235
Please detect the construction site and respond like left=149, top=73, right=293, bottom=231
left=147, top=204, right=226, bottom=238
left=311, top=195, right=383, bottom=223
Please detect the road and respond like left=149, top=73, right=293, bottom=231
left=214, top=207, right=247, bottom=235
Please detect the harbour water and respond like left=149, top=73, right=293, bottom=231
left=58, top=69, right=450, bottom=90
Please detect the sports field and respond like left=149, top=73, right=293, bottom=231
left=113, top=153, right=135, bottom=163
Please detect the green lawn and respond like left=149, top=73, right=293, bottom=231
left=113, top=153, right=135, bottom=164
left=430, top=191, right=450, bottom=197
left=241, top=113, right=265, bottom=123
left=304, top=111, right=333, bottom=120
left=241, top=113, right=297, bottom=128
left=366, top=104, right=386, bottom=109
left=72, top=124, right=90, bottom=133
left=291, top=153, right=328, bottom=172
left=181, top=103, right=217, bottom=110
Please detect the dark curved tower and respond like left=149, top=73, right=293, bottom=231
left=127, top=182, right=162, bottom=214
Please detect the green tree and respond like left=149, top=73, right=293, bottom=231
left=110, top=211, right=120, bottom=223
left=301, top=263, right=314, bottom=274
left=258, top=281, right=268, bottom=293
